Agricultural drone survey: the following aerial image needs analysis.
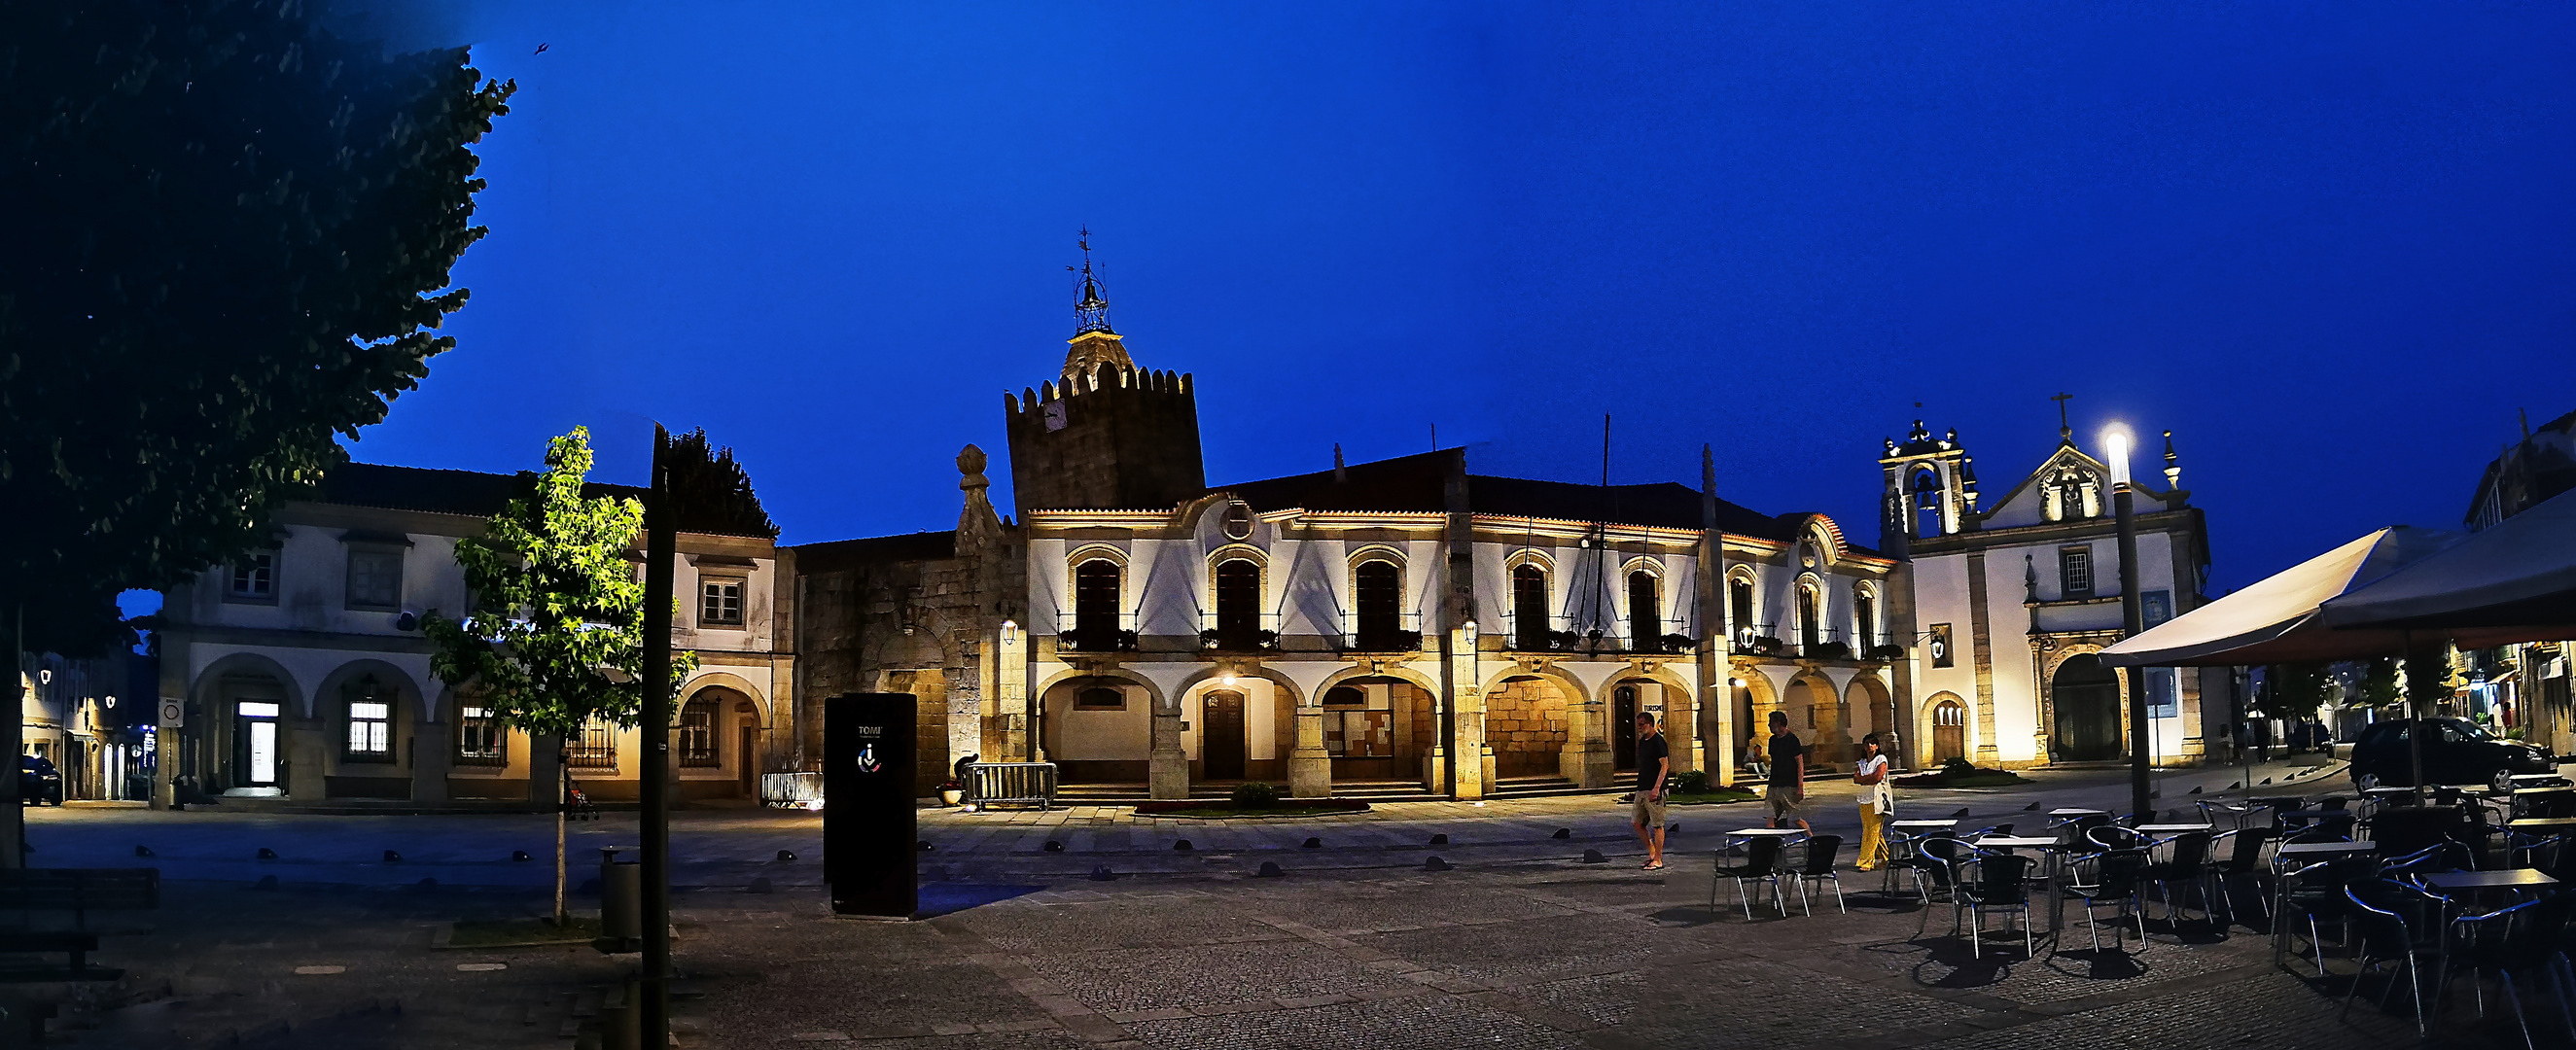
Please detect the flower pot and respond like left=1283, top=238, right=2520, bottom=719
left=939, top=788, right=965, bottom=806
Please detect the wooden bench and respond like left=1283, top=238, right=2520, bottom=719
left=0, top=868, right=159, bottom=981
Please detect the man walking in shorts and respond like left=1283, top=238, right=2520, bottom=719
left=1766, top=710, right=1809, bottom=831
left=1632, top=712, right=1672, bottom=870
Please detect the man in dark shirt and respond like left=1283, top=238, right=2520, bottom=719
left=1766, top=710, right=1810, bottom=831
left=1631, top=712, right=1672, bottom=870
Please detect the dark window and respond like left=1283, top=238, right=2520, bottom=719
left=344, top=677, right=394, bottom=761
left=229, top=552, right=276, bottom=600
left=569, top=716, right=618, bottom=768
left=1797, top=587, right=1820, bottom=651
left=1214, top=559, right=1260, bottom=646
left=700, top=580, right=744, bottom=626
left=456, top=704, right=507, bottom=766
left=679, top=698, right=720, bottom=767
left=1354, top=561, right=1402, bottom=648
left=1854, top=592, right=1878, bottom=648
left=346, top=549, right=403, bottom=610
left=1075, top=686, right=1124, bottom=709
left=1074, top=559, right=1121, bottom=645
left=1511, top=564, right=1549, bottom=649
left=1627, top=571, right=1661, bottom=650
left=2061, top=548, right=2094, bottom=599
left=1729, top=578, right=1756, bottom=646
left=1323, top=686, right=1365, bottom=708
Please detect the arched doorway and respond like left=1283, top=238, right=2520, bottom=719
left=2051, top=654, right=2123, bottom=761
left=1321, top=676, right=1433, bottom=781
left=1930, top=696, right=1966, bottom=763
left=1787, top=674, right=1844, bottom=764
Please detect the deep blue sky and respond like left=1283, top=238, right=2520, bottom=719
left=340, top=2, right=2576, bottom=592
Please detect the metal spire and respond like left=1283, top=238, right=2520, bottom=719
left=1069, top=228, right=1113, bottom=336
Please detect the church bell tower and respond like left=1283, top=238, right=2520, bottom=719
left=1003, top=233, right=1208, bottom=517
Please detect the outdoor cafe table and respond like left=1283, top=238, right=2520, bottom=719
left=2276, top=840, right=2375, bottom=859
left=2136, top=823, right=2215, bottom=834
left=2418, top=868, right=2559, bottom=907
left=1890, top=820, right=1958, bottom=831
left=2048, top=808, right=2108, bottom=819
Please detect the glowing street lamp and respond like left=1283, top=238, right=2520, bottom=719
left=2103, top=425, right=2152, bottom=821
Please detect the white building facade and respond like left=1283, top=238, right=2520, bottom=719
left=1882, top=419, right=2218, bottom=769
left=154, top=464, right=794, bottom=807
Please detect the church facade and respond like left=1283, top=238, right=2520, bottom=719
left=1879, top=417, right=2219, bottom=769
left=793, top=266, right=1912, bottom=799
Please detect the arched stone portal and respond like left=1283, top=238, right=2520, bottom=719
left=2050, top=654, right=2123, bottom=762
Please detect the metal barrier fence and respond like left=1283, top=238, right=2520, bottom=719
left=759, top=772, right=826, bottom=809
left=969, top=762, right=1058, bottom=811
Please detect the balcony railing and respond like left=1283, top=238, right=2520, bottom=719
left=1200, top=612, right=1282, bottom=653
left=1343, top=611, right=1424, bottom=653
left=1732, top=622, right=1782, bottom=657
left=1624, top=617, right=1697, bottom=654
left=1058, top=612, right=1140, bottom=653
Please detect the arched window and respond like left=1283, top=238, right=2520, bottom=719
left=1854, top=590, right=1879, bottom=650
left=679, top=695, right=721, bottom=767
left=1911, top=467, right=1945, bottom=537
left=1510, top=564, right=1550, bottom=650
left=1353, top=560, right=1404, bottom=649
left=1073, top=558, right=1121, bottom=648
left=1076, top=685, right=1125, bottom=709
left=1796, top=585, right=1821, bottom=653
left=1626, top=571, right=1661, bottom=651
left=1323, top=685, right=1365, bottom=708
left=343, top=676, right=394, bottom=762
left=1213, top=559, right=1261, bottom=648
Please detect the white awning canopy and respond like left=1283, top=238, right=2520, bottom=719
left=2320, top=486, right=2576, bottom=640
left=2099, top=527, right=2457, bottom=668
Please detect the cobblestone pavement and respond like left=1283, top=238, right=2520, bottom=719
left=16, top=752, right=2498, bottom=1049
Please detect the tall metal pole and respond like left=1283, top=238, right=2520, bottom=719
left=2109, top=434, right=2151, bottom=821
left=640, top=425, right=676, bottom=1049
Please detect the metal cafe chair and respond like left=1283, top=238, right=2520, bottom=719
left=2343, top=879, right=2445, bottom=1037
left=2275, top=856, right=2379, bottom=977
left=1787, top=834, right=1848, bottom=916
left=2208, top=826, right=2276, bottom=928
left=2088, top=823, right=2148, bottom=854
left=2430, top=891, right=2576, bottom=1048
left=2063, top=848, right=2150, bottom=955
left=1958, top=850, right=2037, bottom=959
left=2141, top=830, right=2217, bottom=928
left=1904, top=835, right=1975, bottom=938
left=1709, top=836, right=1788, bottom=922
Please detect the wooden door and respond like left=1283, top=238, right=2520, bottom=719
left=1202, top=691, right=1247, bottom=780
left=739, top=725, right=758, bottom=796
left=1932, top=700, right=1965, bottom=763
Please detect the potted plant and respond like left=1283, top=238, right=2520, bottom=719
left=937, top=779, right=967, bottom=807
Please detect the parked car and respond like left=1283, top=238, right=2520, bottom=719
left=2348, top=718, right=2555, bottom=788
left=18, top=754, right=63, bottom=806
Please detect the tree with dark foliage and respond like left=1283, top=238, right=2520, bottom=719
left=0, top=0, right=511, bottom=862
left=665, top=428, right=780, bottom=539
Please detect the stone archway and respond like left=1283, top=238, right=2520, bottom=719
left=1785, top=672, right=1846, bottom=765
left=1920, top=691, right=1969, bottom=767
left=1844, top=674, right=1895, bottom=761
left=1035, top=667, right=1168, bottom=784
left=1726, top=666, right=1780, bottom=775
left=1480, top=670, right=1581, bottom=782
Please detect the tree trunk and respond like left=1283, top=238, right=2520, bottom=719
left=554, top=762, right=569, bottom=926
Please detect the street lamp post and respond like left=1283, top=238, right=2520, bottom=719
left=639, top=426, right=677, bottom=1050
left=2106, top=429, right=2152, bottom=821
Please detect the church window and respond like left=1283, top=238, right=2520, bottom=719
left=1510, top=564, right=1550, bottom=650
left=2061, top=547, right=2095, bottom=599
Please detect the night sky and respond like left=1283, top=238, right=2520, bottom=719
left=341, top=2, right=2576, bottom=592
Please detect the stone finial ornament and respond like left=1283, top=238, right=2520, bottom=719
left=958, top=444, right=989, bottom=488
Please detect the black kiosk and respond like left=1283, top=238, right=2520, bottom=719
left=825, top=692, right=918, bottom=919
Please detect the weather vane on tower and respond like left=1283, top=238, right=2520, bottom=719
left=1068, top=228, right=1113, bottom=335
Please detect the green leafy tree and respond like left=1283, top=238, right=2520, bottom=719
left=2360, top=657, right=2403, bottom=710
left=0, top=0, right=511, bottom=865
left=425, top=428, right=694, bottom=922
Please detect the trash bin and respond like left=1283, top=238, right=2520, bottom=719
left=594, top=847, right=642, bottom=954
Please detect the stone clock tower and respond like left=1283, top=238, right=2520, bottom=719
left=1003, top=236, right=1207, bottom=516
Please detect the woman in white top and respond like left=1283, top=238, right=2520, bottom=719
left=1853, top=734, right=1894, bottom=871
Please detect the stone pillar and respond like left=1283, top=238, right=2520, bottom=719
left=1446, top=627, right=1487, bottom=800
left=1667, top=678, right=1703, bottom=777
left=1288, top=707, right=1330, bottom=798
left=287, top=721, right=330, bottom=801
left=1567, top=695, right=1615, bottom=789
left=1148, top=704, right=1189, bottom=800
left=410, top=719, right=450, bottom=802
